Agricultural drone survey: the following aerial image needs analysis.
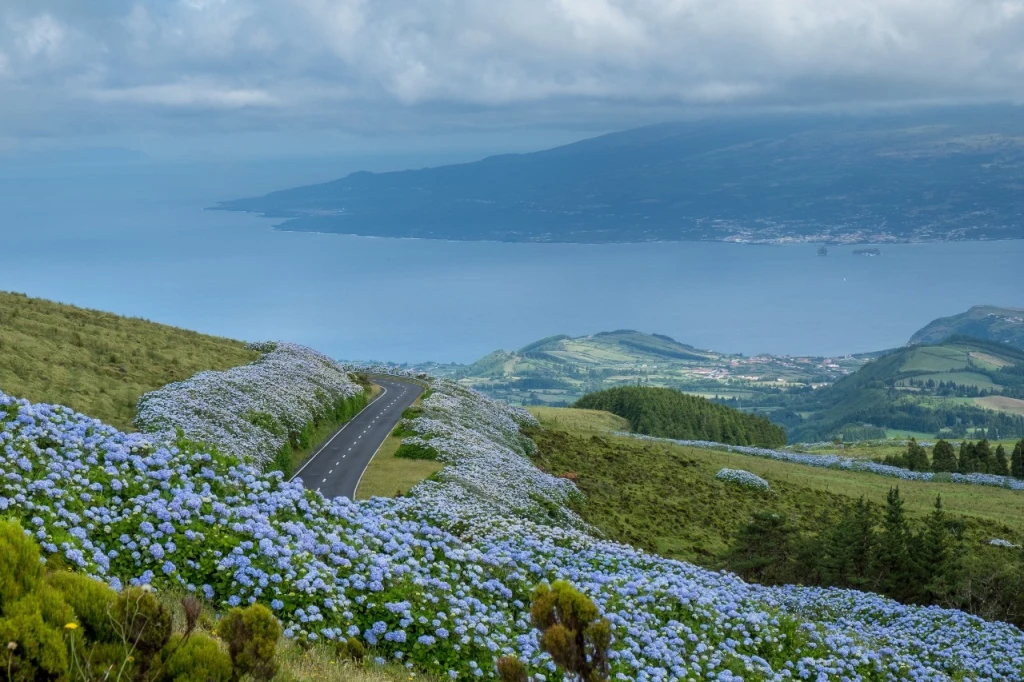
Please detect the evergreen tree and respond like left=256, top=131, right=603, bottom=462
left=994, top=444, right=1010, bottom=477
left=821, top=497, right=876, bottom=589
left=914, top=495, right=952, bottom=603
left=1012, top=440, right=1024, bottom=480
left=724, top=512, right=795, bottom=585
left=958, top=441, right=975, bottom=472
left=905, top=439, right=929, bottom=471
left=975, top=439, right=993, bottom=474
left=931, top=440, right=957, bottom=472
left=873, top=487, right=913, bottom=600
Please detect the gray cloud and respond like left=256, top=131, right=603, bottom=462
left=2, top=0, right=1024, bottom=143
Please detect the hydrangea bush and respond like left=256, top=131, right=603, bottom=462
left=625, top=434, right=1024, bottom=492
left=134, top=343, right=361, bottom=468
left=716, top=468, right=770, bottom=491
left=3, top=364, right=1024, bottom=680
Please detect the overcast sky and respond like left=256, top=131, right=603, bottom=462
left=3, top=0, right=1023, bottom=157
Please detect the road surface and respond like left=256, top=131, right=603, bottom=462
left=292, top=378, right=423, bottom=499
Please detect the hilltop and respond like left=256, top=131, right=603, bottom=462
left=0, top=291, right=259, bottom=429
left=773, top=337, right=1024, bottom=442
left=910, top=305, right=1024, bottom=350
left=217, top=105, right=1024, bottom=244
left=432, top=329, right=869, bottom=406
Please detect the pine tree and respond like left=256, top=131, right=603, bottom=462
left=874, top=487, right=913, bottom=600
left=994, top=444, right=1010, bottom=477
left=975, top=439, right=993, bottom=474
left=1012, top=440, right=1024, bottom=480
left=958, top=441, right=975, bottom=472
left=724, top=512, right=795, bottom=585
left=914, top=495, right=952, bottom=602
left=931, top=440, right=957, bottom=472
left=905, top=439, right=929, bottom=471
left=821, top=497, right=876, bottom=589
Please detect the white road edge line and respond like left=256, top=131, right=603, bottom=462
left=289, top=383, right=389, bottom=481
left=352, top=382, right=425, bottom=500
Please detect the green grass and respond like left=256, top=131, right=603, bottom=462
left=899, top=346, right=968, bottom=372
left=529, top=407, right=1024, bottom=566
left=0, top=291, right=260, bottom=430
left=528, top=406, right=630, bottom=433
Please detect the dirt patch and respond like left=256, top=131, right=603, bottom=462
left=976, top=396, right=1024, bottom=415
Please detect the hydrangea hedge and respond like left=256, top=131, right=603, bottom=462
left=2, top=350, right=1024, bottom=680
left=625, top=434, right=1024, bottom=492
left=134, top=343, right=363, bottom=469
left=716, top=468, right=770, bottom=491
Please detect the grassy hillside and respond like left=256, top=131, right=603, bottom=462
left=910, top=305, right=1024, bottom=350
left=433, top=328, right=869, bottom=407
left=0, top=291, right=260, bottom=429
left=529, top=406, right=1024, bottom=625
left=576, top=385, right=787, bottom=447
left=772, top=337, right=1024, bottom=442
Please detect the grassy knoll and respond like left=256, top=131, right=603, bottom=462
left=0, top=291, right=259, bottom=430
left=356, top=388, right=443, bottom=499
left=529, top=405, right=629, bottom=433
left=528, top=408, right=1024, bottom=564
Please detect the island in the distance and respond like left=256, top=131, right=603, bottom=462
left=216, top=105, right=1024, bottom=245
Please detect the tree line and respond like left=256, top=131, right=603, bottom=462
left=878, top=438, right=1024, bottom=477
left=725, top=489, right=1024, bottom=627
left=575, top=386, right=787, bottom=448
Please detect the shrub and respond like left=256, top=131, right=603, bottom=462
left=216, top=603, right=282, bottom=681
left=530, top=581, right=611, bottom=682
left=0, top=595, right=70, bottom=682
left=164, top=632, right=233, bottom=682
left=0, top=518, right=44, bottom=608
left=334, top=636, right=365, bottom=662
left=45, top=571, right=118, bottom=643
left=715, top=468, right=770, bottom=491
left=113, top=587, right=173, bottom=674
left=496, top=655, right=528, bottom=682
left=394, top=440, right=440, bottom=461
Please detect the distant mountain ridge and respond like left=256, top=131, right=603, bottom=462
left=217, top=106, right=1024, bottom=244
left=909, top=305, right=1024, bottom=351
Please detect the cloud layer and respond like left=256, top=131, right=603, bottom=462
left=2, top=0, right=1024, bottom=140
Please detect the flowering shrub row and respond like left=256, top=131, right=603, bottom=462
left=3, top=362, right=1024, bottom=680
left=716, top=468, right=770, bottom=490
left=134, top=343, right=362, bottom=468
left=624, top=434, right=1024, bottom=491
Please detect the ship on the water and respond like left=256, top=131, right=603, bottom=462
left=853, top=248, right=882, bottom=256
left=817, top=246, right=829, bottom=256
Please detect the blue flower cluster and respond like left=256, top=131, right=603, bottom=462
left=3, top=364, right=1024, bottom=680
left=134, top=343, right=361, bottom=467
left=625, top=434, right=1024, bottom=492
left=716, top=468, right=770, bottom=491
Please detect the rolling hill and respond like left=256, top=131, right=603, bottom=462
left=909, top=305, right=1024, bottom=350
left=217, top=105, right=1024, bottom=244
left=433, top=329, right=869, bottom=407
left=775, top=337, right=1024, bottom=442
left=0, top=291, right=260, bottom=429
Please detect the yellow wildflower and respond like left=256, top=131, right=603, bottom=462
left=64, top=623, right=78, bottom=630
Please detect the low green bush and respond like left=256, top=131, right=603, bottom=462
left=164, top=632, right=233, bottom=682
left=217, top=603, right=282, bottom=681
left=394, top=441, right=440, bottom=461
left=0, top=519, right=288, bottom=682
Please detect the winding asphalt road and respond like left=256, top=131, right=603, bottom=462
left=291, top=378, right=424, bottom=499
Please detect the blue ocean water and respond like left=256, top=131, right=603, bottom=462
left=1, top=159, right=1020, bottom=363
